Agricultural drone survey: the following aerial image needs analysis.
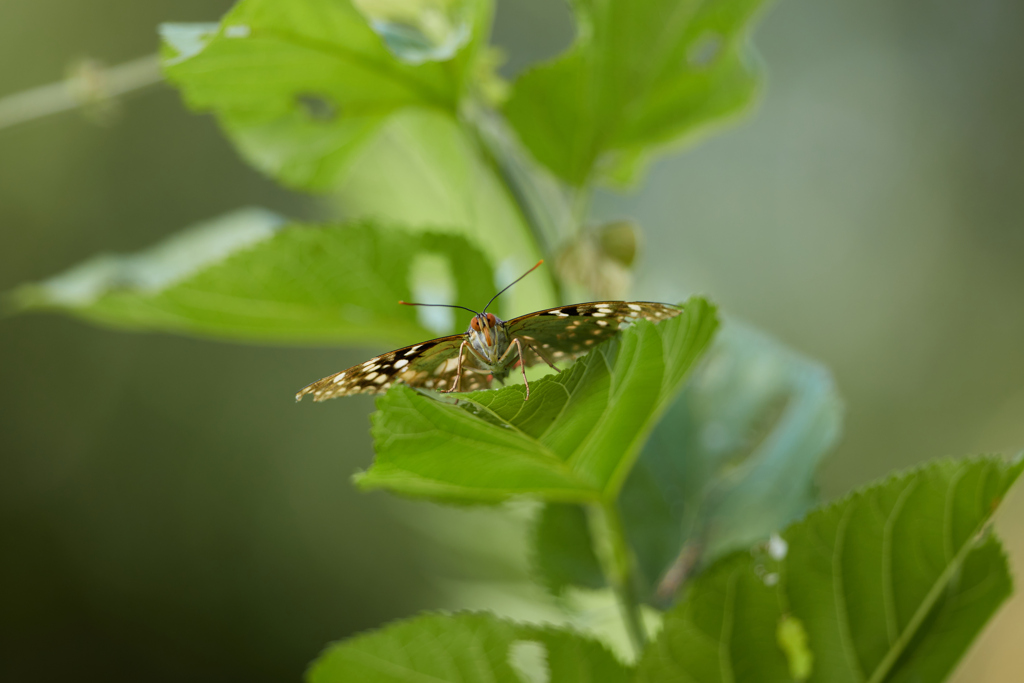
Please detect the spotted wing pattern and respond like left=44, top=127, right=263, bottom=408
left=295, top=334, right=477, bottom=401
left=507, top=301, right=681, bottom=369
left=296, top=301, right=681, bottom=402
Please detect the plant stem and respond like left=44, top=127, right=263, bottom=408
left=591, top=499, right=648, bottom=657
left=467, top=104, right=648, bottom=653
left=462, top=104, right=574, bottom=300
left=0, top=54, right=162, bottom=132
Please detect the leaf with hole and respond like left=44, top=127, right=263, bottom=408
left=161, top=0, right=492, bottom=192
left=329, top=109, right=554, bottom=314
left=9, top=210, right=495, bottom=346
left=504, top=0, right=768, bottom=186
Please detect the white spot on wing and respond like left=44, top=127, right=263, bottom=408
left=394, top=359, right=409, bottom=369
left=628, top=303, right=642, bottom=312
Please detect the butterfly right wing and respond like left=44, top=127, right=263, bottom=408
left=295, top=334, right=475, bottom=401
left=507, top=301, right=682, bottom=369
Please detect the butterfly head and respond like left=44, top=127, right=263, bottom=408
left=468, top=312, right=508, bottom=363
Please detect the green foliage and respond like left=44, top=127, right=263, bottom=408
left=11, top=210, right=495, bottom=344
left=8, top=0, right=1018, bottom=681
left=359, top=297, right=717, bottom=503
left=635, top=456, right=1021, bottom=683
left=161, top=0, right=492, bottom=192
left=328, top=109, right=554, bottom=311
left=308, top=612, right=631, bottom=683
left=532, top=320, right=843, bottom=600
left=312, top=457, right=1020, bottom=682
left=504, top=0, right=767, bottom=186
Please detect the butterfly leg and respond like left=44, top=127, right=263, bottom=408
left=440, top=340, right=469, bottom=394
left=513, top=338, right=531, bottom=400
left=527, top=343, right=561, bottom=373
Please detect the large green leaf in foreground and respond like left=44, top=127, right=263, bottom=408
left=10, top=210, right=495, bottom=345
left=359, top=297, right=718, bottom=503
left=637, top=456, right=1022, bottom=683
left=307, top=612, right=630, bottom=683
left=161, top=0, right=492, bottom=191
left=532, top=320, right=842, bottom=599
left=504, top=0, right=767, bottom=186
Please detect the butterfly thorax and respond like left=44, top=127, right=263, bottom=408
left=468, top=312, right=512, bottom=373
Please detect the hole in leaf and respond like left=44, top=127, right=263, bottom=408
left=296, top=93, right=338, bottom=121
left=223, top=24, right=250, bottom=39
left=687, top=32, right=723, bottom=69
left=409, top=252, right=457, bottom=334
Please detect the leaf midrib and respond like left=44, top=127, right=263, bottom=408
left=865, top=464, right=980, bottom=683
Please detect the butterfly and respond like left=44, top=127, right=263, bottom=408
left=295, top=261, right=681, bottom=402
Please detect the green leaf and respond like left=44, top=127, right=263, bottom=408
left=161, top=0, right=492, bottom=192
left=307, top=612, right=631, bottom=683
left=627, top=320, right=842, bottom=593
left=531, top=320, right=842, bottom=600
left=503, top=0, right=768, bottom=186
left=358, top=297, right=718, bottom=503
left=9, top=209, right=495, bottom=345
left=635, top=456, right=1022, bottom=683
left=786, top=458, right=1019, bottom=683
left=638, top=552, right=793, bottom=682
left=330, top=109, right=554, bottom=318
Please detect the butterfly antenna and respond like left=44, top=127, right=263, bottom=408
left=482, top=260, right=544, bottom=313
left=398, top=301, right=481, bottom=316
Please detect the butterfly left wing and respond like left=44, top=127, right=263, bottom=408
left=296, top=334, right=476, bottom=401
left=507, top=301, right=682, bottom=368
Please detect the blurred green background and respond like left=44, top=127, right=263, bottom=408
left=1, top=0, right=1022, bottom=681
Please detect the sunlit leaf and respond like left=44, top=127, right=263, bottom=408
left=307, top=612, right=631, bottom=683
left=504, top=0, right=767, bottom=186
left=161, top=0, right=492, bottom=192
left=635, top=456, right=1022, bottom=683
left=10, top=210, right=495, bottom=345
left=358, top=297, right=718, bottom=503
left=331, top=109, right=554, bottom=318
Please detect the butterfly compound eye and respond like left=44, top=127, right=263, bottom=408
left=486, top=313, right=496, bottom=326
left=470, top=316, right=480, bottom=331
